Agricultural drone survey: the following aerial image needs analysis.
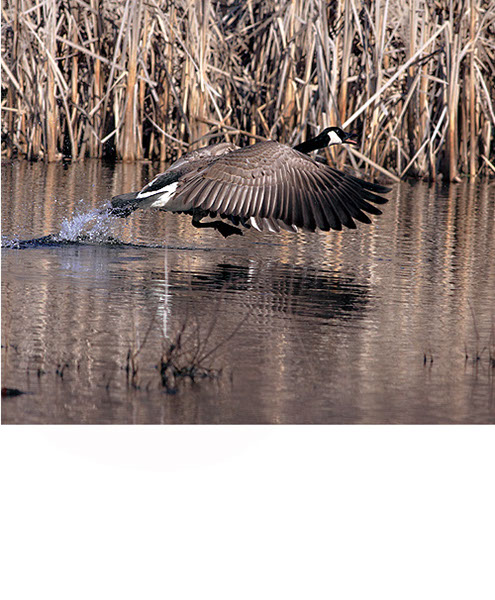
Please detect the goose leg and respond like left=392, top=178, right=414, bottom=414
left=191, top=213, right=243, bottom=238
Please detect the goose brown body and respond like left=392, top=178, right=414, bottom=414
left=110, top=130, right=390, bottom=236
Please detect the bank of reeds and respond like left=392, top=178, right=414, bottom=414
left=2, top=0, right=494, bottom=180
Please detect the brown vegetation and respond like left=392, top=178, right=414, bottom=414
left=2, top=0, right=494, bottom=180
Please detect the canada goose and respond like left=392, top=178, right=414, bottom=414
left=109, top=127, right=390, bottom=237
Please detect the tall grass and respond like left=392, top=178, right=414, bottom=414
left=2, top=0, right=494, bottom=180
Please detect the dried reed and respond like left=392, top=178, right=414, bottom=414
left=2, top=0, right=494, bottom=180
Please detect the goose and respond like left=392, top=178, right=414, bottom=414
left=109, top=127, right=390, bottom=237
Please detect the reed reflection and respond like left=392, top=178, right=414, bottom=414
left=2, top=161, right=494, bottom=423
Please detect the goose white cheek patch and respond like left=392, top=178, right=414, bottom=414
left=328, top=131, right=344, bottom=145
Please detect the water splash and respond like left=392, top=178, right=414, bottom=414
left=1, top=236, right=22, bottom=249
left=2, top=201, right=168, bottom=249
left=58, top=205, right=112, bottom=243
left=1, top=202, right=124, bottom=249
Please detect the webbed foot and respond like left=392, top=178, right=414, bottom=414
left=213, top=221, right=243, bottom=238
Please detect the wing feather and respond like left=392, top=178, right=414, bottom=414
left=171, top=141, right=390, bottom=232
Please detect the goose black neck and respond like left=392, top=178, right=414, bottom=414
left=293, top=132, right=328, bottom=154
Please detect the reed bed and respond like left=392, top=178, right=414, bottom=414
left=2, top=0, right=494, bottom=180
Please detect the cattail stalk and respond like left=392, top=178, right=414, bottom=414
left=44, top=0, right=57, bottom=161
left=469, top=0, right=477, bottom=177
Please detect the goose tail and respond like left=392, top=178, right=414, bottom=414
left=108, top=192, right=141, bottom=217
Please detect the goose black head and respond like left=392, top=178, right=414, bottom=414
left=320, top=127, right=359, bottom=146
left=292, top=127, right=359, bottom=154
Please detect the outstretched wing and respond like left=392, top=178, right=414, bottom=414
left=172, top=141, right=390, bottom=232
left=138, top=142, right=241, bottom=198
left=110, top=143, right=241, bottom=216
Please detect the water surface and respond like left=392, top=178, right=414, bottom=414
left=2, top=160, right=494, bottom=423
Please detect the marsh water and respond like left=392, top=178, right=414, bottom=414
left=2, top=160, right=494, bottom=423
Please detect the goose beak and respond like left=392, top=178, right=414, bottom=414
left=343, top=131, right=359, bottom=146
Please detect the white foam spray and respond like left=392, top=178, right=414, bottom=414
left=58, top=204, right=113, bottom=242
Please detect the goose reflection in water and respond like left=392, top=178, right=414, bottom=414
left=151, top=261, right=369, bottom=323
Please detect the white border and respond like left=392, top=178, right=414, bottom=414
left=1, top=426, right=494, bottom=600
